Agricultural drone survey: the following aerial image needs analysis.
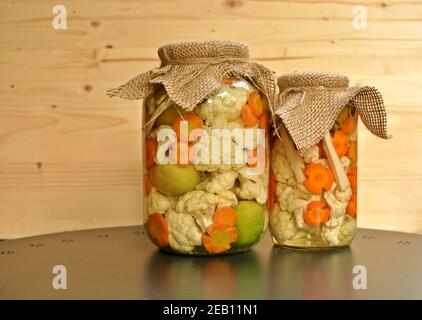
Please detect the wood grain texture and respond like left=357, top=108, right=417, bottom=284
left=0, top=0, right=421, bottom=238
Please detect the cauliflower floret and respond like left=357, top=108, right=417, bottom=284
left=269, top=203, right=298, bottom=243
left=196, top=83, right=250, bottom=122
left=276, top=184, right=296, bottom=212
left=206, top=116, right=244, bottom=130
left=338, top=215, right=357, bottom=244
left=166, top=210, right=202, bottom=253
left=271, top=141, right=294, bottom=183
left=147, top=188, right=177, bottom=215
left=175, top=190, right=218, bottom=216
left=303, top=145, right=320, bottom=164
left=324, top=191, right=348, bottom=219
left=203, top=171, right=238, bottom=193
left=293, top=199, right=308, bottom=229
left=235, top=172, right=267, bottom=204
left=192, top=126, right=247, bottom=172
left=321, top=216, right=345, bottom=246
left=216, top=190, right=238, bottom=208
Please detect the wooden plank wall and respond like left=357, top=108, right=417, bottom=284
left=0, top=0, right=421, bottom=239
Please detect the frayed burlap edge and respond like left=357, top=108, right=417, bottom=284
left=274, top=72, right=391, bottom=154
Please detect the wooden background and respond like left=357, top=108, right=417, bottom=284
left=0, top=0, right=421, bottom=239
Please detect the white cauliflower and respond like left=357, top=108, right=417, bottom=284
left=276, top=184, right=295, bottom=212
left=271, top=141, right=294, bottom=183
left=235, top=172, right=267, bottom=204
left=338, top=215, right=357, bottom=244
left=175, top=190, right=218, bottom=216
left=147, top=188, right=177, bottom=215
left=166, top=210, right=202, bottom=253
left=203, top=171, right=238, bottom=193
left=269, top=203, right=297, bottom=243
left=324, top=191, right=348, bottom=219
left=321, top=216, right=345, bottom=246
left=293, top=199, right=308, bottom=229
left=322, top=186, right=353, bottom=245
left=303, top=145, right=320, bottom=164
left=216, top=190, right=238, bottom=208
left=196, top=82, right=251, bottom=122
left=192, top=126, right=247, bottom=172
left=206, top=116, right=244, bottom=130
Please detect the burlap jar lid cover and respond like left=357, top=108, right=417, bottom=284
left=275, top=71, right=391, bottom=154
left=107, top=40, right=277, bottom=112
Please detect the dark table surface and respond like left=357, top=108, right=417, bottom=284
left=0, top=226, right=421, bottom=299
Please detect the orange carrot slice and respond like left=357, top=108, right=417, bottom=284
left=145, top=174, right=152, bottom=196
left=202, top=223, right=238, bottom=254
left=240, top=104, right=259, bottom=127
left=213, top=207, right=237, bottom=226
left=268, top=170, right=277, bottom=209
left=331, top=131, right=349, bottom=158
left=172, top=112, right=203, bottom=142
left=347, top=141, right=358, bottom=164
left=347, top=168, right=357, bottom=190
left=145, top=137, right=157, bottom=169
left=303, top=163, right=329, bottom=194
left=303, top=201, right=330, bottom=227
left=341, top=115, right=357, bottom=136
left=346, top=194, right=357, bottom=218
left=146, top=213, right=169, bottom=248
left=248, top=91, right=264, bottom=117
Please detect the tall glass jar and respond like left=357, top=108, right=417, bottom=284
left=269, top=105, right=358, bottom=249
left=143, top=77, right=270, bottom=255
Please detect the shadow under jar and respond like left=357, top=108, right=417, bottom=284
left=108, top=41, right=277, bottom=255
left=268, top=71, right=390, bottom=250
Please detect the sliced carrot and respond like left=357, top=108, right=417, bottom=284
left=347, top=168, right=357, bottom=190
left=240, top=104, right=258, bottom=127
left=331, top=131, right=349, bottom=158
left=172, top=112, right=203, bottom=142
left=324, top=168, right=335, bottom=191
left=145, top=137, right=157, bottom=169
left=248, top=91, right=264, bottom=117
left=347, top=141, right=358, bottom=165
left=146, top=213, right=169, bottom=248
left=268, top=170, right=277, bottom=209
left=346, top=194, right=357, bottom=218
left=341, top=115, right=357, bottom=136
left=223, top=77, right=239, bottom=85
left=213, top=207, right=237, bottom=226
left=145, top=174, right=152, bottom=196
left=303, top=201, right=330, bottom=227
left=303, top=163, right=329, bottom=194
left=202, top=223, right=238, bottom=254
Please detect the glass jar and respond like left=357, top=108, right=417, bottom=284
left=143, top=77, right=270, bottom=255
left=269, top=104, right=358, bottom=250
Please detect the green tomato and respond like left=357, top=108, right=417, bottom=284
left=234, top=201, right=265, bottom=247
left=151, top=164, right=200, bottom=196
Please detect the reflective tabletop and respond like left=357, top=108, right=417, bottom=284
left=0, top=226, right=421, bottom=299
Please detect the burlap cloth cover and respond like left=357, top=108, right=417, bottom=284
left=107, top=40, right=277, bottom=113
left=275, top=71, right=391, bottom=154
